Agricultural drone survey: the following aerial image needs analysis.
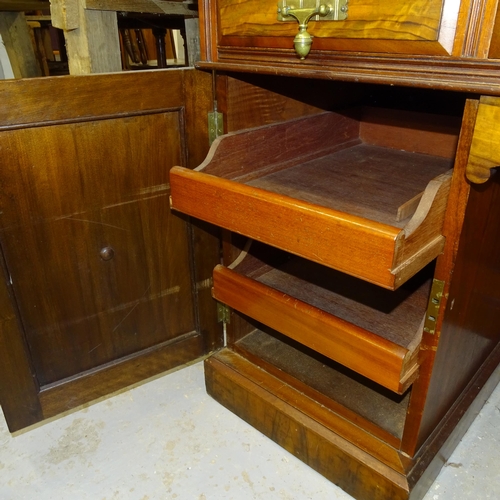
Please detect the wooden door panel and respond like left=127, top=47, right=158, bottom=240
left=0, top=112, right=182, bottom=217
left=0, top=69, right=220, bottom=431
left=2, top=197, right=195, bottom=385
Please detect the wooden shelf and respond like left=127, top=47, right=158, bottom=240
left=170, top=108, right=460, bottom=289
left=235, top=327, right=411, bottom=442
left=212, top=244, right=432, bottom=393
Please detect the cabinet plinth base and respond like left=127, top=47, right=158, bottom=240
left=204, top=345, right=500, bottom=500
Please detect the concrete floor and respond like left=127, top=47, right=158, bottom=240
left=1, top=361, right=499, bottom=500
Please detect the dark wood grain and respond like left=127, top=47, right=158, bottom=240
left=0, top=68, right=217, bottom=431
left=0, top=250, right=43, bottom=431
left=247, top=145, right=452, bottom=227
left=235, top=327, right=411, bottom=443
left=415, top=167, right=500, bottom=449
left=400, top=99, right=478, bottom=456
left=198, top=57, right=500, bottom=96
left=39, top=332, right=206, bottom=420
left=205, top=349, right=411, bottom=500
left=0, top=112, right=195, bottom=385
left=181, top=68, right=223, bottom=354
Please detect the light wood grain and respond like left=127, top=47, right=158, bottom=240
left=0, top=12, right=41, bottom=78
left=50, top=0, right=79, bottom=30
left=170, top=110, right=457, bottom=289
left=466, top=96, right=500, bottom=183
left=52, top=0, right=121, bottom=74
left=218, top=0, right=447, bottom=48
left=212, top=256, right=430, bottom=392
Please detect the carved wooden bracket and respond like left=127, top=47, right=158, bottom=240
left=466, top=96, right=500, bottom=184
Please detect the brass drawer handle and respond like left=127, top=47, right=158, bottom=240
left=277, top=0, right=348, bottom=59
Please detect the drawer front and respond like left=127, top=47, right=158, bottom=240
left=212, top=261, right=429, bottom=393
left=170, top=110, right=457, bottom=289
left=213, top=0, right=457, bottom=57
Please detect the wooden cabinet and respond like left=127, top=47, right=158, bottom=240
left=0, top=69, right=222, bottom=432
left=181, top=76, right=500, bottom=500
left=172, top=0, right=500, bottom=496
left=1, top=1, right=500, bottom=499
left=199, top=0, right=500, bottom=93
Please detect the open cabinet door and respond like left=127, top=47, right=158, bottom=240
left=0, top=68, right=222, bottom=432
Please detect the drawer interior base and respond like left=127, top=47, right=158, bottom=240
left=234, top=326, right=410, bottom=441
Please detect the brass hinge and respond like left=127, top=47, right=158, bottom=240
left=208, top=111, right=223, bottom=145
left=217, top=302, right=231, bottom=324
left=423, top=279, right=445, bottom=335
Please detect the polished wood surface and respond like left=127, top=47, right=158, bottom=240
left=216, top=0, right=452, bottom=54
left=415, top=164, right=500, bottom=450
left=212, top=251, right=432, bottom=393
left=0, top=69, right=220, bottom=431
left=170, top=109, right=457, bottom=289
left=193, top=73, right=500, bottom=500
left=234, top=328, right=409, bottom=447
left=206, top=330, right=500, bottom=500
left=198, top=0, right=500, bottom=93
left=400, top=98, right=478, bottom=457
left=205, top=348, right=411, bottom=500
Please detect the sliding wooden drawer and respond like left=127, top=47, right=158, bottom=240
left=170, top=108, right=460, bottom=289
left=212, top=245, right=432, bottom=393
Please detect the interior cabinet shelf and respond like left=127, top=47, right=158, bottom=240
left=213, top=244, right=432, bottom=393
left=170, top=108, right=460, bottom=289
left=233, top=327, right=411, bottom=444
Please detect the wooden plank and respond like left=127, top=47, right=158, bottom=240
left=170, top=165, right=401, bottom=288
left=0, top=0, right=49, bottom=10
left=196, top=59, right=500, bottom=97
left=0, top=12, right=41, bottom=78
left=205, top=350, right=411, bottom=500
left=50, top=0, right=79, bottom=30
left=0, top=250, right=43, bottom=432
left=392, top=171, right=453, bottom=288
left=400, top=99, right=477, bottom=457
left=213, top=263, right=426, bottom=393
left=466, top=96, right=500, bottom=183
left=0, top=70, right=184, bottom=127
left=86, top=0, right=198, bottom=17
left=246, top=147, right=452, bottom=228
left=51, top=0, right=121, bottom=74
left=39, top=333, right=206, bottom=419
left=223, top=340, right=409, bottom=472
left=359, top=107, right=461, bottom=159
left=184, top=17, right=200, bottom=65
left=234, top=329, right=408, bottom=447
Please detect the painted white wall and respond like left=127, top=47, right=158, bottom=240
left=0, top=32, right=15, bottom=79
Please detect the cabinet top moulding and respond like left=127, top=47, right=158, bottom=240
left=197, top=0, right=500, bottom=95
left=197, top=56, right=500, bottom=95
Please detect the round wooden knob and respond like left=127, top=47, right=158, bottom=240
left=99, top=246, right=115, bottom=261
